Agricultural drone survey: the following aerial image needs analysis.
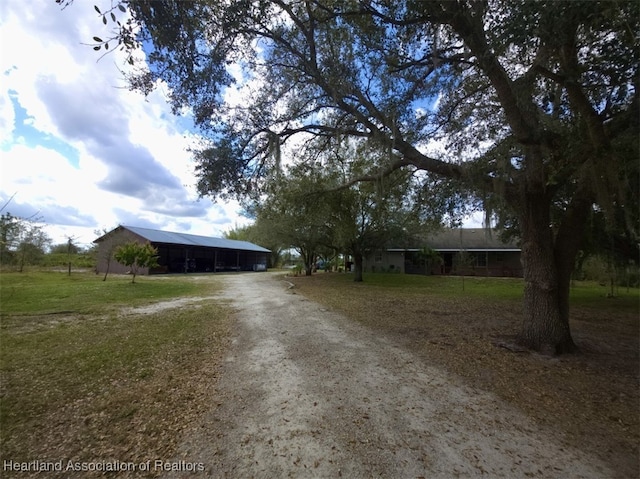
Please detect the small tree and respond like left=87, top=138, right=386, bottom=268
left=113, top=242, right=159, bottom=283
left=1, top=213, right=21, bottom=266
left=65, top=236, right=78, bottom=276
left=454, top=250, right=475, bottom=292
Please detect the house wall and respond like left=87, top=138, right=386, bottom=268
left=364, top=250, right=522, bottom=277
left=362, top=251, right=406, bottom=273
left=430, top=251, right=522, bottom=277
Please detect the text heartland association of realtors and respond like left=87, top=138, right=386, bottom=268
left=3, top=459, right=205, bottom=473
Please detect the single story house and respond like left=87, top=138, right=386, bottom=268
left=363, top=228, right=522, bottom=277
left=94, top=225, right=270, bottom=275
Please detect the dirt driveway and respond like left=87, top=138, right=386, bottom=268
left=170, top=272, right=613, bottom=478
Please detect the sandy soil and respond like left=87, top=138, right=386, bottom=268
left=169, top=273, right=615, bottom=478
left=120, top=296, right=218, bottom=316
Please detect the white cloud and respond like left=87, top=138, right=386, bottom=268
left=0, top=0, right=252, bottom=247
left=0, top=88, right=15, bottom=144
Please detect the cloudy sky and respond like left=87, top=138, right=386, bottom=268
left=0, top=0, right=252, bottom=248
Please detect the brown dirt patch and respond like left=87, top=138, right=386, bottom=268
left=289, top=273, right=640, bottom=478
left=1, top=303, right=232, bottom=479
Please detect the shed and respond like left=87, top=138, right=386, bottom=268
left=94, top=225, right=270, bottom=275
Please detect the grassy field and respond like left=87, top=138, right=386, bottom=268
left=300, top=270, right=640, bottom=303
left=0, top=271, right=232, bottom=478
left=1, top=270, right=638, bottom=477
left=289, top=272, right=640, bottom=478
left=0, top=270, right=204, bottom=315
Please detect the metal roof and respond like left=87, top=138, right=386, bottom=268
left=97, top=225, right=271, bottom=253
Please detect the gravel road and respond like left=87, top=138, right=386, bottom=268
left=169, top=272, right=614, bottom=478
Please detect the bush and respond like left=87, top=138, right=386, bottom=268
left=580, top=256, right=639, bottom=288
left=41, top=253, right=96, bottom=269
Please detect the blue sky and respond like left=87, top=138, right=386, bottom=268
left=0, top=0, right=251, bottom=248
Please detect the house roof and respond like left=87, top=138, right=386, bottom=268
left=387, top=228, right=520, bottom=252
left=94, top=225, right=271, bottom=253
left=425, top=228, right=520, bottom=252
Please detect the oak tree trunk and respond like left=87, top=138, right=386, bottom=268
left=519, top=195, right=577, bottom=354
left=353, top=251, right=363, bottom=282
left=303, top=253, right=314, bottom=276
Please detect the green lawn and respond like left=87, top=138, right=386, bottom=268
left=0, top=270, right=206, bottom=315
left=311, top=271, right=640, bottom=306
left=0, top=271, right=232, bottom=473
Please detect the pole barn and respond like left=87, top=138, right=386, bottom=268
left=94, top=225, right=270, bottom=275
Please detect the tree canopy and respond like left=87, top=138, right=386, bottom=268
left=70, top=0, right=639, bottom=353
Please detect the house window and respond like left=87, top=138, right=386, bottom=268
left=476, top=252, right=487, bottom=267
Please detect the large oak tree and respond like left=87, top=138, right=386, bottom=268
left=72, top=0, right=638, bottom=353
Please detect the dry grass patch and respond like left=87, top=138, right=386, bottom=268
left=1, top=273, right=232, bottom=478
left=289, top=272, right=639, bottom=478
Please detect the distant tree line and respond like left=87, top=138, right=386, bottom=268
left=1, top=212, right=52, bottom=272
left=0, top=212, right=95, bottom=272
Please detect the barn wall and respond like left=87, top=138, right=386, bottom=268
left=95, top=228, right=150, bottom=276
